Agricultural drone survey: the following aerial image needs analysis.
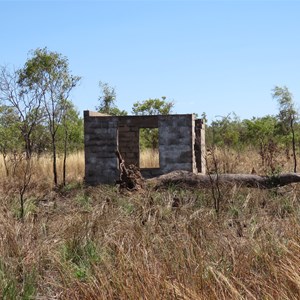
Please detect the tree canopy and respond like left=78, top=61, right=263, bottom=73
left=132, top=97, right=174, bottom=115
left=96, top=81, right=127, bottom=116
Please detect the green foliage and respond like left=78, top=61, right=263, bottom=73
left=201, top=112, right=208, bottom=123
left=243, top=115, right=277, bottom=147
left=23, top=197, right=38, bottom=219
left=273, top=86, right=298, bottom=172
left=205, top=86, right=299, bottom=166
left=206, top=112, right=289, bottom=173
left=0, top=106, right=22, bottom=156
left=272, top=86, right=297, bottom=145
left=18, top=48, right=81, bottom=133
left=132, top=96, right=174, bottom=115
left=96, top=81, right=127, bottom=116
left=60, top=181, right=83, bottom=193
left=57, top=100, right=84, bottom=153
left=0, top=65, right=44, bottom=158
left=61, top=238, right=99, bottom=280
left=139, top=128, right=159, bottom=150
left=207, top=113, right=243, bottom=149
left=273, top=86, right=297, bottom=130
left=120, top=201, right=135, bottom=215
left=18, top=47, right=81, bottom=186
left=132, top=97, right=174, bottom=149
left=0, top=259, right=16, bottom=299
left=240, top=116, right=281, bottom=171
left=75, top=192, right=92, bottom=210
left=18, top=47, right=80, bottom=92
left=0, top=259, right=37, bottom=300
left=0, top=49, right=84, bottom=168
left=21, top=270, right=37, bottom=300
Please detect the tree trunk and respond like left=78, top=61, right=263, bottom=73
left=52, top=134, right=58, bottom=187
left=63, top=131, right=67, bottom=186
left=24, top=133, right=32, bottom=159
left=2, top=153, right=9, bottom=177
left=291, top=119, right=297, bottom=173
left=20, top=192, right=24, bottom=221
left=149, top=170, right=300, bottom=189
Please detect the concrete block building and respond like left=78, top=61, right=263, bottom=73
left=84, top=111, right=205, bottom=185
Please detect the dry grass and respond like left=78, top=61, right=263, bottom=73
left=140, top=148, right=160, bottom=168
left=0, top=151, right=85, bottom=190
left=206, top=146, right=297, bottom=175
left=0, top=149, right=300, bottom=299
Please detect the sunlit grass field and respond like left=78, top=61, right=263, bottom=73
left=139, top=148, right=160, bottom=168
left=0, top=151, right=85, bottom=190
left=0, top=148, right=300, bottom=299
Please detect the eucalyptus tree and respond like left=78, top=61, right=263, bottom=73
left=57, top=99, right=83, bottom=186
left=0, top=65, right=44, bottom=220
left=132, top=96, right=174, bottom=116
left=273, top=86, right=298, bottom=173
left=244, top=116, right=279, bottom=171
left=96, top=81, right=127, bottom=116
left=18, top=48, right=81, bottom=186
left=209, top=113, right=242, bottom=149
left=0, top=66, right=44, bottom=158
left=0, top=105, right=21, bottom=176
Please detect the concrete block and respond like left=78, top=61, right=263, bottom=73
left=84, top=111, right=206, bottom=185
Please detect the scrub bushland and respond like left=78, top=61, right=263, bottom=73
left=0, top=150, right=300, bottom=299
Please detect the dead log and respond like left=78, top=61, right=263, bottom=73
left=148, top=170, right=300, bottom=189
left=115, top=150, right=144, bottom=191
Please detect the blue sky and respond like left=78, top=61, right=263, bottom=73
left=1, top=0, right=300, bottom=123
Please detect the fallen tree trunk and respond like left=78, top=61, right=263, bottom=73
left=148, top=170, right=300, bottom=189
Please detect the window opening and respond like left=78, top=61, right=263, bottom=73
left=139, top=128, right=160, bottom=168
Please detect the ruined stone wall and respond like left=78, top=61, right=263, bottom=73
left=118, top=116, right=158, bottom=166
left=195, top=119, right=206, bottom=174
left=84, top=111, right=205, bottom=185
left=84, top=111, right=119, bottom=185
left=158, top=115, right=195, bottom=173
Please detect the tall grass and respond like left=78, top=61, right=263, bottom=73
left=1, top=184, right=300, bottom=299
left=0, top=151, right=85, bottom=190
left=140, top=148, right=160, bottom=168
left=0, top=149, right=300, bottom=299
left=206, top=146, right=297, bottom=174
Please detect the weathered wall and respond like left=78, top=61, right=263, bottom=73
left=84, top=111, right=119, bottom=185
left=158, top=115, right=195, bottom=173
left=195, top=119, right=206, bottom=174
left=84, top=111, right=205, bottom=185
left=118, top=116, right=158, bottom=166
